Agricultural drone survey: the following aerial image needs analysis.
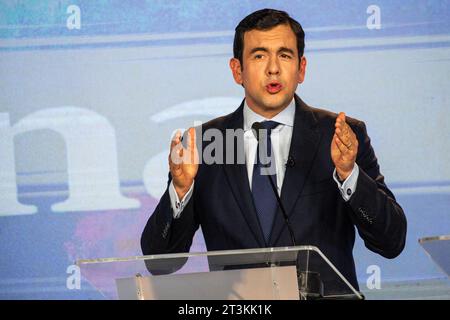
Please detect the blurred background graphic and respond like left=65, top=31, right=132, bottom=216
left=0, top=0, right=449, bottom=299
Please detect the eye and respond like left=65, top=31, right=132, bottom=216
left=254, top=54, right=264, bottom=59
left=280, top=54, right=292, bottom=59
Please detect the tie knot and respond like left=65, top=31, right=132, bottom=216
left=260, top=120, right=280, bottom=132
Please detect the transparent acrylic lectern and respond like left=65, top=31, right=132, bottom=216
left=419, top=235, right=450, bottom=277
left=76, top=245, right=363, bottom=300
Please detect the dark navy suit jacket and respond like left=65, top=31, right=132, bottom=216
left=141, top=95, right=407, bottom=295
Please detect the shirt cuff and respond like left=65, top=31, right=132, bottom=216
left=333, top=164, right=359, bottom=202
left=169, top=180, right=194, bottom=218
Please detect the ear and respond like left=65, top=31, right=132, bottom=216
left=298, top=56, right=307, bottom=84
left=229, top=58, right=243, bottom=85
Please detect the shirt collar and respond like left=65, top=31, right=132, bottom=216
left=243, top=98, right=295, bottom=131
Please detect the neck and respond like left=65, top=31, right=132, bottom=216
left=246, top=101, right=291, bottom=119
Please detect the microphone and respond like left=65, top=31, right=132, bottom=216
left=251, top=122, right=296, bottom=246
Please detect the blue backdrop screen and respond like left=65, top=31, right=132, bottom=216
left=1, top=0, right=449, bottom=299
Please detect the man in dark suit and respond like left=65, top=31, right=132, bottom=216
left=141, top=9, right=407, bottom=296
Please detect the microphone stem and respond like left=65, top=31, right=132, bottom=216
left=263, top=167, right=297, bottom=246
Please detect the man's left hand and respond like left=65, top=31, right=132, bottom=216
left=331, top=112, right=359, bottom=181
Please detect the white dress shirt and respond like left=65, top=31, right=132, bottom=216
left=169, top=98, right=359, bottom=218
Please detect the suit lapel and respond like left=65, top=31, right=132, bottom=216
left=221, top=101, right=266, bottom=247
left=269, top=95, right=322, bottom=246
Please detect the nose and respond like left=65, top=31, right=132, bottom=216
left=267, top=56, right=280, bottom=76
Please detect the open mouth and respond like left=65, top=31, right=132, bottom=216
left=266, top=82, right=283, bottom=94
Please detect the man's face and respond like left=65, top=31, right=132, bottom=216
left=230, top=23, right=307, bottom=117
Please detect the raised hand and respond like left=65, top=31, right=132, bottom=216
left=331, top=112, right=358, bottom=181
left=169, top=127, right=199, bottom=199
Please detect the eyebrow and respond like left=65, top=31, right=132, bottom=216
left=249, top=46, right=296, bottom=56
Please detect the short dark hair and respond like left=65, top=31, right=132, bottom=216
left=233, top=9, right=305, bottom=68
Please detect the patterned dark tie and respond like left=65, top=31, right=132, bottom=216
left=252, top=120, right=280, bottom=243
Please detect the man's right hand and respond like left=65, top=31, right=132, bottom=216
left=169, top=127, right=199, bottom=199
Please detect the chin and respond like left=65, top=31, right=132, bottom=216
left=262, top=95, right=291, bottom=110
